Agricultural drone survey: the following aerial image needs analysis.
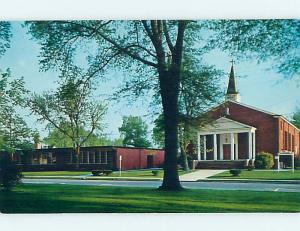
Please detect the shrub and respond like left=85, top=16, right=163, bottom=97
left=295, top=158, right=300, bottom=168
left=91, top=170, right=113, bottom=176
left=91, top=170, right=101, bottom=176
left=255, top=152, right=274, bottom=169
left=0, top=154, right=22, bottom=191
left=152, top=170, right=159, bottom=176
left=247, top=165, right=255, bottom=171
left=103, top=170, right=113, bottom=176
left=229, top=169, right=241, bottom=176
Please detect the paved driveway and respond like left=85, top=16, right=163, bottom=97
left=179, top=170, right=225, bottom=181
left=22, top=178, right=300, bottom=192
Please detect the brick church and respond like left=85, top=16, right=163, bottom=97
left=196, top=63, right=299, bottom=169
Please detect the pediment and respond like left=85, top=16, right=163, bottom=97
left=199, top=117, right=255, bottom=133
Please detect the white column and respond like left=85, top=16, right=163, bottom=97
left=252, top=131, right=256, bottom=160
left=93, top=152, right=96, bottom=163
left=230, top=133, right=235, bottom=160
left=219, top=134, right=224, bottom=160
left=248, top=131, right=253, bottom=159
left=235, top=133, right=239, bottom=160
left=49, top=153, right=53, bottom=164
left=213, top=134, right=217, bottom=160
left=197, top=133, right=201, bottom=161
left=87, top=151, right=90, bottom=164
left=203, top=135, right=207, bottom=160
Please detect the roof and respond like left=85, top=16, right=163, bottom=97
left=33, top=146, right=164, bottom=152
left=213, top=100, right=300, bottom=132
left=199, top=117, right=256, bottom=134
left=226, top=65, right=238, bottom=94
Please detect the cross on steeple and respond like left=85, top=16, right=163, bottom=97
left=225, top=59, right=241, bottom=102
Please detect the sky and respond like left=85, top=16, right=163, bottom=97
left=0, top=21, right=300, bottom=140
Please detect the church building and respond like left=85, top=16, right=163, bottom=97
left=196, top=63, right=300, bottom=169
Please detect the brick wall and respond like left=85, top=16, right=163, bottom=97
left=115, top=148, right=164, bottom=170
left=210, top=101, right=279, bottom=156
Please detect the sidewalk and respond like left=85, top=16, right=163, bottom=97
left=197, top=178, right=300, bottom=184
left=179, top=170, right=226, bottom=181
left=24, top=175, right=162, bottom=181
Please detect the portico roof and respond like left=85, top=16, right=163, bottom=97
left=198, top=117, right=256, bottom=135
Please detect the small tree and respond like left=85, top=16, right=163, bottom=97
left=0, top=154, right=22, bottom=191
left=119, top=116, right=151, bottom=148
left=255, top=152, right=274, bottom=169
left=291, top=109, right=300, bottom=129
left=28, top=69, right=107, bottom=168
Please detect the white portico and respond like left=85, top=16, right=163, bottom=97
left=197, top=117, right=256, bottom=162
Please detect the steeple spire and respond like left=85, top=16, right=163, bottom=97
left=225, top=60, right=241, bottom=102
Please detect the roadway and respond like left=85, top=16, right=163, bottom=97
left=22, top=178, right=300, bottom=192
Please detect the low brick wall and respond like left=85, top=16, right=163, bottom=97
left=196, top=160, right=246, bottom=169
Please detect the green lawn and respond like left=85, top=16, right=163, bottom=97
left=0, top=184, right=299, bottom=213
left=23, top=170, right=187, bottom=178
left=210, top=170, right=300, bottom=180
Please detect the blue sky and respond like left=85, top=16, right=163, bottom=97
left=0, top=22, right=299, bottom=140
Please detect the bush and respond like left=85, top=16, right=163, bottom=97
left=247, top=165, right=255, bottom=171
left=103, top=170, right=113, bottom=176
left=255, top=152, right=274, bottom=169
left=229, top=169, right=241, bottom=176
left=152, top=170, right=159, bottom=176
left=295, top=158, right=300, bottom=168
left=0, top=154, right=22, bottom=191
left=91, top=170, right=113, bottom=176
left=91, top=170, right=101, bottom=176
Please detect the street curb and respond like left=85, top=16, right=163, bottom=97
left=23, top=176, right=162, bottom=181
left=196, top=179, right=300, bottom=184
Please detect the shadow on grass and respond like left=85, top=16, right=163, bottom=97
left=1, top=184, right=300, bottom=213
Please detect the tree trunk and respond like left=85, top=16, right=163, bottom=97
left=159, top=69, right=183, bottom=191
left=75, top=145, right=80, bottom=170
left=180, top=143, right=190, bottom=172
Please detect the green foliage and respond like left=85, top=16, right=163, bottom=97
left=206, top=20, right=300, bottom=79
left=152, top=170, right=159, bottom=176
left=255, top=152, right=274, bottom=169
left=0, top=154, right=22, bottom=191
left=291, top=109, right=300, bottom=129
left=0, top=69, right=32, bottom=153
left=119, top=116, right=151, bottom=148
left=28, top=69, right=107, bottom=151
left=0, top=22, right=11, bottom=57
left=44, top=123, right=122, bottom=148
left=229, top=169, right=241, bottom=176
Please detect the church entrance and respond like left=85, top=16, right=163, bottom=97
left=223, top=144, right=231, bottom=160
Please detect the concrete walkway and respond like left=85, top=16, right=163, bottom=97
left=179, top=170, right=225, bottom=182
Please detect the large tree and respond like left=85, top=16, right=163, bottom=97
left=119, top=115, right=151, bottom=148
left=26, top=20, right=201, bottom=190
left=152, top=56, right=222, bottom=171
left=27, top=69, right=107, bottom=168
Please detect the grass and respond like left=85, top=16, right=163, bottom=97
left=23, top=169, right=187, bottom=178
left=0, top=184, right=299, bottom=213
left=210, top=170, right=300, bottom=180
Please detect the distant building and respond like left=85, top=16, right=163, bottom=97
left=196, top=63, right=299, bottom=169
left=3, top=146, right=164, bottom=171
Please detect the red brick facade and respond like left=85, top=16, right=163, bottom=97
left=208, top=101, right=300, bottom=158
left=116, top=148, right=164, bottom=170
